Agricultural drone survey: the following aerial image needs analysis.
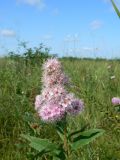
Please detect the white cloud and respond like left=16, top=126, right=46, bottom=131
left=64, top=34, right=72, bottom=42
left=0, top=29, right=16, bottom=37
left=64, top=34, right=80, bottom=42
left=17, top=0, right=46, bottom=9
left=90, top=20, right=103, bottom=30
left=42, top=34, right=53, bottom=41
left=103, top=0, right=110, bottom=3
left=82, top=47, right=100, bottom=51
left=82, top=47, right=94, bottom=51
left=52, top=8, right=60, bottom=16
left=102, top=0, right=120, bottom=14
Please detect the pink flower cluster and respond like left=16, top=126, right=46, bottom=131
left=35, top=58, right=84, bottom=122
left=42, top=58, right=69, bottom=87
left=112, top=97, right=120, bottom=105
left=39, top=104, right=65, bottom=122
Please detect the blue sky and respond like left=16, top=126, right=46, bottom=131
left=0, top=0, right=120, bottom=58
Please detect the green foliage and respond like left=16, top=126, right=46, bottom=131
left=70, top=129, right=105, bottom=150
left=21, top=134, right=60, bottom=154
left=21, top=121, right=104, bottom=159
left=8, top=43, right=51, bottom=66
left=0, top=57, right=120, bottom=159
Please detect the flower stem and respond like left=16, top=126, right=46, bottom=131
left=63, top=126, right=71, bottom=159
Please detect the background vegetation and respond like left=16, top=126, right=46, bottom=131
left=0, top=45, right=120, bottom=159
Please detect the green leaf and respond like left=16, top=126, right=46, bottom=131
left=111, top=0, right=120, bottom=18
left=56, top=126, right=64, bottom=141
left=68, top=124, right=89, bottom=140
left=115, top=105, right=120, bottom=112
left=21, top=134, right=60, bottom=155
left=56, top=130, right=64, bottom=141
left=53, top=157, right=61, bottom=160
left=53, top=147, right=66, bottom=160
left=32, top=150, right=50, bottom=159
left=71, top=129, right=105, bottom=150
left=55, top=121, right=67, bottom=141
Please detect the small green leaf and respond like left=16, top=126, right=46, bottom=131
left=111, top=0, right=120, bottom=18
left=115, top=105, right=120, bottom=112
left=56, top=130, right=64, bottom=141
left=53, top=147, right=66, bottom=160
left=71, top=129, right=105, bottom=150
left=21, top=134, right=60, bottom=155
left=56, top=126, right=64, bottom=141
left=55, top=121, right=67, bottom=141
left=68, top=124, right=88, bottom=140
left=53, top=157, right=61, bottom=160
left=32, top=150, right=50, bottom=159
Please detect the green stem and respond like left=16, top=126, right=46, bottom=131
left=63, top=126, right=71, bottom=159
left=63, top=127, right=67, bottom=152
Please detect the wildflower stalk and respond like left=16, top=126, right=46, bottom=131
left=21, top=58, right=105, bottom=160
left=63, top=125, right=71, bottom=159
left=61, top=119, right=71, bottom=159
left=63, top=126, right=67, bottom=153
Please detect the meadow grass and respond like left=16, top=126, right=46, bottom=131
left=0, top=57, right=120, bottom=160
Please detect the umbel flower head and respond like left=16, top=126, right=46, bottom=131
left=35, top=58, right=84, bottom=123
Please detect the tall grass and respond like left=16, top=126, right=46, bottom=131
left=0, top=56, right=120, bottom=159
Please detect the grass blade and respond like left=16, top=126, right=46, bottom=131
left=111, top=0, right=120, bottom=18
